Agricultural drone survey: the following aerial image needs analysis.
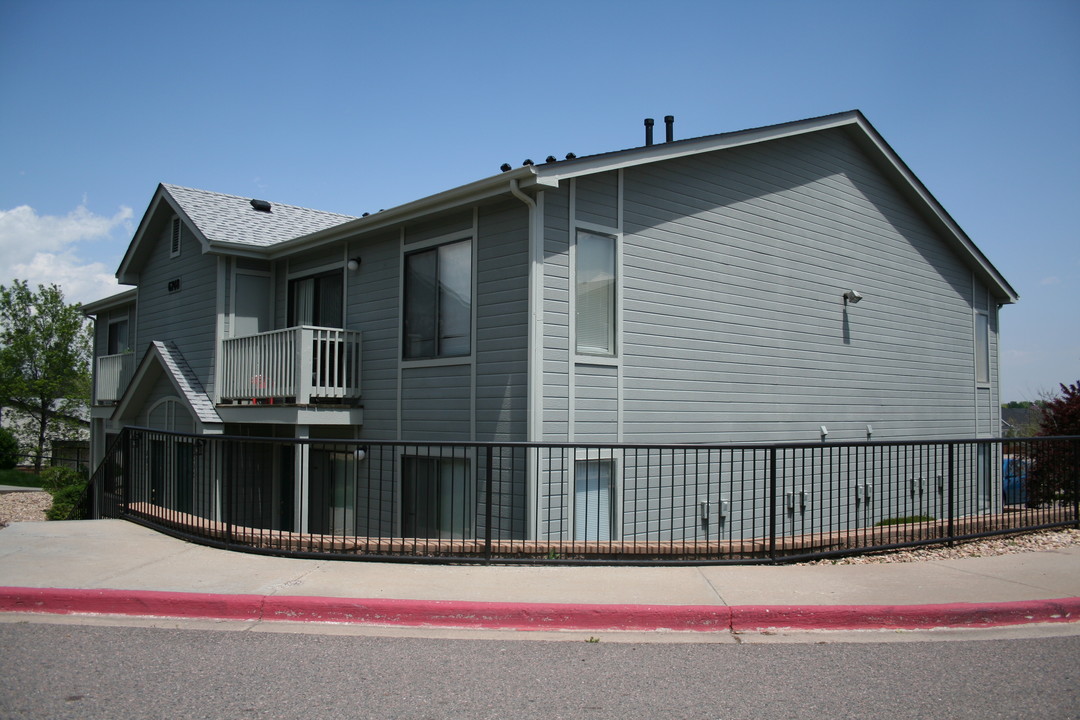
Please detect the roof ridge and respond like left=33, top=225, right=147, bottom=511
left=161, top=183, right=357, bottom=220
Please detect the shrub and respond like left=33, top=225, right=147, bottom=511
left=1026, top=381, right=1080, bottom=507
left=41, top=466, right=89, bottom=520
left=46, top=482, right=88, bottom=521
left=0, top=427, right=18, bottom=470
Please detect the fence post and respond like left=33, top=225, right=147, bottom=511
left=947, top=442, right=955, bottom=546
left=121, top=429, right=130, bottom=517
left=484, top=446, right=494, bottom=562
left=768, top=447, right=777, bottom=561
left=1072, top=439, right=1079, bottom=530
left=224, top=445, right=233, bottom=550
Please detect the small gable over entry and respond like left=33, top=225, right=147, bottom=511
left=110, top=341, right=224, bottom=435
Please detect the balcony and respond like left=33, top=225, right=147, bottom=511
left=219, top=326, right=362, bottom=405
left=95, top=352, right=136, bottom=403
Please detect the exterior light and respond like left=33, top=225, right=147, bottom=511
left=347, top=258, right=361, bottom=272
left=843, top=290, right=863, bottom=304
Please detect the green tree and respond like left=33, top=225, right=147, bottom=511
left=0, top=280, right=91, bottom=473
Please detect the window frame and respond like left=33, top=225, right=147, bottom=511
left=399, top=452, right=474, bottom=539
left=572, top=448, right=621, bottom=542
left=287, top=268, right=344, bottom=329
left=401, top=235, right=474, bottom=362
left=974, top=310, right=991, bottom=386
left=573, top=227, right=620, bottom=361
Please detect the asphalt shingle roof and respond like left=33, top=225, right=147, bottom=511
left=162, top=184, right=356, bottom=248
left=152, top=340, right=222, bottom=426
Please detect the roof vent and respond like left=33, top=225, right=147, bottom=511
left=250, top=199, right=272, bottom=213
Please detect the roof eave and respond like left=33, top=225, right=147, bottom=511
left=255, top=166, right=550, bottom=258
left=82, top=288, right=137, bottom=316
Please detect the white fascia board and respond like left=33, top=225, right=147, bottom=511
left=117, top=186, right=214, bottom=284
left=848, top=115, right=1018, bottom=304
left=247, top=168, right=552, bottom=259
left=82, top=288, right=137, bottom=316
left=532, top=113, right=863, bottom=184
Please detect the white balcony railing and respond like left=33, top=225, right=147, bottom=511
left=219, top=326, right=362, bottom=404
left=95, top=352, right=136, bottom=403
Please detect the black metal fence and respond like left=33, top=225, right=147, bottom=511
left=89, top=428, right=1080, bottom=564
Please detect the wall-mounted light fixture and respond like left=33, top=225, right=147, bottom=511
left=347, top=257, right=361, bottom=272
left=843, top=289, right=863, bottom=305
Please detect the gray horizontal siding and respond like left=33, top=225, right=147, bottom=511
left=400, top=363, right=471, bottom=441
left=542, top=186, right=571, bottom=439
left=136, top=221, right=218, bottom=395
left=476, top=201, right=529, bottom=441
left=613, top=129, right=988, bottom=443
left=347, top=231, right=400, bottom=439
left=575, top=171, right=618, bottom=228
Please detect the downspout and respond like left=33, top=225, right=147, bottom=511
left=510, top=178, right=543, bottom=542
left=509, top=178, right=540, bottom=442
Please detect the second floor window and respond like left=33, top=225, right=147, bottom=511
left=575, top=230, right=617, bottom=356
left=403, top=239, right=472, bottom=359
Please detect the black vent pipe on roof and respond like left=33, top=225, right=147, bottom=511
left=644, top=118, right=654, bottom=146
left=664, top=115, right=674, bottom=142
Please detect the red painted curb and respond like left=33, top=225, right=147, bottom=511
left=730, top=598, right=1080, bottom=631
left=1, top=587, right=1078, bottom=632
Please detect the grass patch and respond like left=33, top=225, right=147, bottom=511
left=876, top=515, right=935, bottom=527
left=0, top=468, right=45, bottom=489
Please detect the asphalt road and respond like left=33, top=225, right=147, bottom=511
left=1, top=622, right=1078, bottom=720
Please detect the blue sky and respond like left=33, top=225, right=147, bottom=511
left=1, top=0, right=1076, bottom=401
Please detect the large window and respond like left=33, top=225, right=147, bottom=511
left=403, top=239, right=472, bottom=359
left=575, top=230, right=616, bottom=356
left=402, top=456, right=472, bottom=539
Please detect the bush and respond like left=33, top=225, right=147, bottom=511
left=41, top=466, right=89, bottom=520
left=1026, top=380, right=1080, bottom=507
left=46, top=482, right=88, bottom=521
left=0, top=427, right=18, bottom=470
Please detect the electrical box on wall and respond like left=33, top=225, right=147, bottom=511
left=167, top=278, right=181, bottom=293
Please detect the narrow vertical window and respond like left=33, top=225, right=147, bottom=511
left=170, top=217, right=182, bottom=258
left=575, top=230, right=616, bottom=356
left=975, top=312, right=990, bottom=384
left=403, top=239, right=472, bottom=359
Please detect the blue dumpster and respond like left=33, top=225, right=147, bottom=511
left=1003, top=456, right=1028, bottom=505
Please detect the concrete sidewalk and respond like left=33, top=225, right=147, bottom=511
left=1, top=520, right=1078, bottom=633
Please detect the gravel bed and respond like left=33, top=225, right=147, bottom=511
left=798, top=528, right=1080, bottom=564
left=0, top=491, right=51, bottom=526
